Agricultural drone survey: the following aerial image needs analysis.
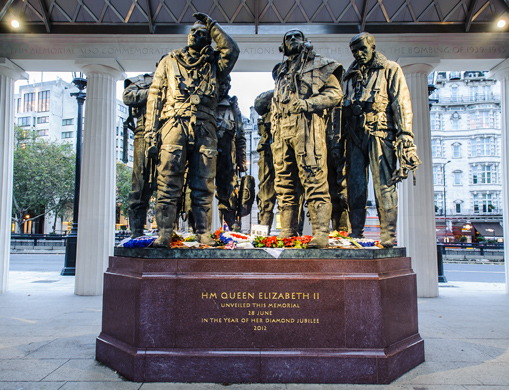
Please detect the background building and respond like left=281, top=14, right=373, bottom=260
left=429, top=71, right=503, bottom=243
left=13, top=78, right=133, bottom=234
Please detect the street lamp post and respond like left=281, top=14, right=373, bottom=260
left=61, top=73, right=86, bottom=276
left=442, top=160, right=451, bottom=218
left=438, top=160, right=451, bottom=283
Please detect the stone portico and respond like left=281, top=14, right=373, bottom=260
left=1, top=33, right=508, bottom=297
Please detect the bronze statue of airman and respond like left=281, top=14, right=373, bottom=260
left=271, top=30, right=343, bottom=248
left=144, top=12, right=239, bottom=247
left=343, top=32, right=420, bottom=247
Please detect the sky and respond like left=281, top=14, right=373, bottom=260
left=15, top=71, right=275, bottom=119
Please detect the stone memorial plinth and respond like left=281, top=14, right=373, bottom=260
left=96, top=247, right=424, bottom=383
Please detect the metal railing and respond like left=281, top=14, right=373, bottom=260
left=11, top=232, right=132, bottom=247
left=11, top=233, right=67, bottom=247
left=437, top=242, right=504, bottom=258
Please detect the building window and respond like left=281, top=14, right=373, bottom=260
left=469, top=86, right=478, bottom=101
left=477, top=111, right=491, bottom=129
left=61, top=131, right=73, bottom=139
left=38, top=90, right=50, bottom=112
left=450, top=72, right=461, bottom=80
left=481, top=86, right=491, bottom=100
left=452, top=119, right=459, bottom=130
left=430, top=113, right=442, bottom=131
left=455, top=203, right=461, bottom=214
left=118, top=104, right=128, bottom=114
left=16, top=98, right=21, bottom=113
left=18, top=116, right=31, bottom=127
left=471, top=137, right=493, bottom=157
left=453, top=144, right=461, bottom=158
left=472, top=165, right=494, bottom=184
left=23, top=92, right=35, bottom=112
left=433, top=165, right=442, bottom=185
left=37, top=129, right=49, bottom=136
left=62, top=118, right=74, bottom=126
left=451, top=86, right=458, bottom=102
left=454, top=171, right=462, bottom=185
left=473, top=193, right=495, bottom=214
left=431, top=139, right=440, bottom=158
left=37, top=116, right=49, bottom=124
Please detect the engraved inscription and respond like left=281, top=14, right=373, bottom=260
left=200, top=291, right=321, bottom=331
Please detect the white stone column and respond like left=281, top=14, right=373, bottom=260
left=398, top=58, right=440, bottom=298
left=74, top=63, right=125, bottom=296
left=0, top=59, right=27, bottom=293
left=490, top=58, right=509, bottom=294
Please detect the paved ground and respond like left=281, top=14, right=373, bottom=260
left=0, top=260, right=508, bottom=389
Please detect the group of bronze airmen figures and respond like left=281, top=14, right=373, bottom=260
left=123, top=13, right=421, bottom=250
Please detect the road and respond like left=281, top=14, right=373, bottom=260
left=8, top=253, right=507, bottom=283
left=444, top=263, right=506, bottom=283
left=9, top=253, right=65, bottom=272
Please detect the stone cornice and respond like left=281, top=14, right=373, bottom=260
left=0, top=57, right=28, bottom=80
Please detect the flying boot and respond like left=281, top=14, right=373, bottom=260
left=193, top=206, right=217, bottom=246
left=128, top=207, right=147, bottom=238
left=349, top=208, right=367, bottom=239
left=220, top=209, right=236, bottom=231
left=277, top=204, right=300, bottom=238
left=307, top=202, right=332, bottom=248
left=379, top=206, right=397, bottom=248
left=153, top=203, right=177, bottom=247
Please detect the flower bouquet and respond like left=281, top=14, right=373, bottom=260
left=253, top=235, right=313, bottom=249
left=118, top=235, right=156, bottom=248
left=212, top=227, right=253, bottom=249
left=329, top=230, right=380, bottom=248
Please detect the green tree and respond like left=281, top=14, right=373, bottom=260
left=116, top=162, right=132, bottom=220
left=12, top=127, right=76, bottom=233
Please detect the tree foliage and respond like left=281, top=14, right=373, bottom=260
left=12, top=127, right=76, bottom=233
left=116, top=162, right=132, bottom=219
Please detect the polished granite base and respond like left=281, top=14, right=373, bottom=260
left=96, top=248, right=424, bottom=383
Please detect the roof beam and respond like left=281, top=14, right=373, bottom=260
left=0, top=0, right=16, bottom=22
left=417, top=2, right=435, bottom=21
left=76, top=0, right=99, bottom=23
left=434, top=0, right=444, bottom=22
left=444, top=0, right=467, bottom=22
left=406, top=0, right=418, bottom=22
left=377, top=0, right=390, bottom=23
left=465, top=0, right=479, bottom=32
left=146, top=0, right=153, bottom=33
left=472, top=1, right=490, bottom=22
left=255, top=0, right=259, bottom=33
left=310, top=0, right=336, bottom=23
left=361, top=0, right=370, bottom=31
left=37, top=0, right=51, bottom=33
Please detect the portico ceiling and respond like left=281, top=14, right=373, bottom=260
left=1, top=0, right=508, bottom=35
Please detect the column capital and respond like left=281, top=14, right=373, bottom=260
left=0, top=58, right=28, bottom=80
left=75, top=59, right=126, bottom=80
left=398, top=57, right=440, bottom=75
left=489, top=57, right=509, bottom=80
